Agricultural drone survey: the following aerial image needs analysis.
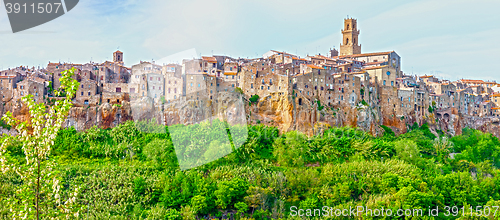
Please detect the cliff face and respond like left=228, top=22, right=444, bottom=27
left=2, top=95, right=500, bottom=139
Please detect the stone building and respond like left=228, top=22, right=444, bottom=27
left=365, top=65, right=398, bottom=87
left=325, top=72, right=363, bottom=107
left=15, top=77, right=46, bottom=103
left=396, top=88, right=416, bottom=116
left=131, top=61, right=162, bottom=84
left=75, top=80, right=99, bottom=106
left=163, top=65, right=183, bottom=103
left=420, top=75, right=439, bottom=84
left=97, top=61, right=130, bottom=84
left=0, top=71, right=23, bottom=102
left=337, top=51, right=401, bottom=76
left=492, top=107, right=500, bottom=117
left=239, top=61, right=290, bottom=102
left=201, top=56, right=218, bottom=75
left=128, top=74, right=148, bottom=99
left=491, top=93, right=500, bottom=108
left=146, top=73, right=164, bottom=103
left=219, top=61, right=239, bottom=92
left=47, top=63, right=83, bottom=90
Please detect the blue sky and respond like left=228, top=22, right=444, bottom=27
left=0, top=0, right=499, bottom=82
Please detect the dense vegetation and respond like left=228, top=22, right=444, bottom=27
left=1, top=121, right=500, bottom=219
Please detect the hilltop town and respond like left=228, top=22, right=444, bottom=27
left=1, top=18, right=500, bottom=137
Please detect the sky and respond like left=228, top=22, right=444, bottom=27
left=0, top=0, right=499, bottom=82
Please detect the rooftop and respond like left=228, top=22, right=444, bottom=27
left=334, top=51, right=393, bottom=59
left=202, top=56, right=217, bottom=63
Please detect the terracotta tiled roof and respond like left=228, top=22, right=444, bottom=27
left=492, top=93, right=500, bottom=97
left=334, top=51, right=393, bottom=59
left=364, top=65, right=388, bottom=70
left=307, top=64, right=322, bottom=69
left=461, top=79, right=485, bottom=83
left=29, top=77, right=46, bottom=84
left=348, top=71, right=367, bottom=75
left=420, top=75, right=433, bottom=78
left=202, top=56, right=217, bottom=63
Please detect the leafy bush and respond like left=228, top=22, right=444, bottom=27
left=249, top=94, right=259, bottom=103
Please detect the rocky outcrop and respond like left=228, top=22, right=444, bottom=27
left=2, top=94, right=500, bottom=139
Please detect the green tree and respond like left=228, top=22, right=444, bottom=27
left=394, top=140, right=421, bottom=165
left=249, top=94, right=260, bottom=103
left=214, top=177, right=248, bottom=209
left=0, top=67, right=81, bottom=219
left=433, top=137, right=452, bottom=162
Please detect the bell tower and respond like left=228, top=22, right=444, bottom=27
left=339, top=18, right=361, bottom=56
left=113, top=50, right=124, bottom=64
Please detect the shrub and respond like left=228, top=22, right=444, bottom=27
left=249, top=94, right=259, bottom=103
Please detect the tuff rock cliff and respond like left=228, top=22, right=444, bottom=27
left=2, top=95, right=500, bottom=139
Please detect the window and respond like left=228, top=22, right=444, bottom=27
left=198, top=83, right=201, bottom=87
left=391, top=81, right=394, bottom=86
left=88, top=92, right=91, bottom=96
left=251, top=83, right=253, bottom=88
left=168, top=88, right=171, bottom=93
left=383, top=80, right=386, bottom=86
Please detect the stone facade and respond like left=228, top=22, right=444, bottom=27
left=339, top=18, right=361, bottom=56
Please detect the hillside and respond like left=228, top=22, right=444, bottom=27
left=1, top=121, right=500, bottom=219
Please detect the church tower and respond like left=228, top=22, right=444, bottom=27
left=113, top=50, right=124, bottom=64
left=339, top=18, right=361, bottom=56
